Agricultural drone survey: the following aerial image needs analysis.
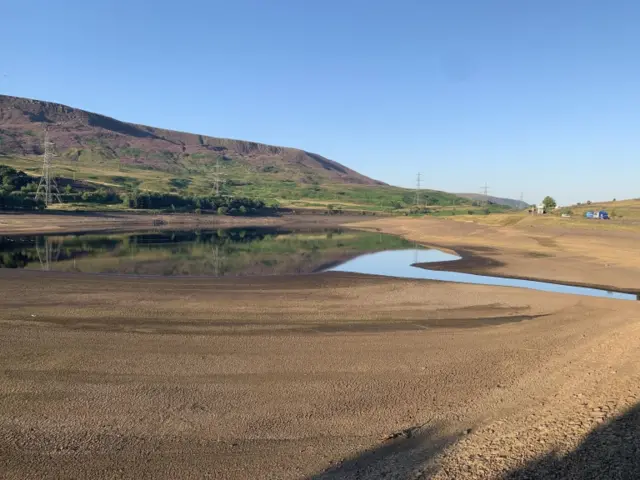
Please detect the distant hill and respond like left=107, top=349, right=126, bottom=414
left=456, top=193, right=528, bottom=209
left=0, top=94, right=380, bottom=186
left=0, top=94, right=472, bottom=209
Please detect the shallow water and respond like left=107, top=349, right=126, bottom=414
left=0, top=228, right=414, bottom=277
left=327, top=249, right=637, bottom=301
left=1, top=229, right=634, bottom=300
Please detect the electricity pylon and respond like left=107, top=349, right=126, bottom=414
left=35, top=129, right=63, bottom=206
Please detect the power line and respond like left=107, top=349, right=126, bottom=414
left=35, top=128, right=63, bottom=206
left=212, top=157, right=226, bottom=196
left=479, top=182, right=490, bottom=204
left=415, top=173, right=421, bottom=206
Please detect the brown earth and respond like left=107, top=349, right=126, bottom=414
left=1, top=214, right=640, bottom=479
left=350, top=215, right=640, bottom=291
left=0, top=211, right=371, bottom=236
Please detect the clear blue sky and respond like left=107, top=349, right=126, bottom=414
left=2, top=0, right=640, bottom=205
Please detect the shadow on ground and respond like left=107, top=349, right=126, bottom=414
left=310, top=403, right=640, bottom=479
left=309, top=424, right=459, bottom=480
left=504, top=402, right=640, bottom=479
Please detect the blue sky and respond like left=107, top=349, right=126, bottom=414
left=2, top=0, right=640, bottom=205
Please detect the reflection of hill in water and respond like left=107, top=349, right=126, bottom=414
left=0, top=228, right=414, bottom=277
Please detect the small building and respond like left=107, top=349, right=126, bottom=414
left=536, top=204, right=546, bottom=215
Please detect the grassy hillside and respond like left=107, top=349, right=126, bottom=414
left=0, top=95, right=487, bottom=212
left=0, top=95, right=379, bottom=186
left=0, top=153, right=480, bottom=212
left=562, top=199, right=640, bottom=220
left=446, top=199, right=640, bottom=232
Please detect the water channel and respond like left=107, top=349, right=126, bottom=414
left=327, top=249, right=637, bottom=301
left=0, top=228, right=635, bottom=300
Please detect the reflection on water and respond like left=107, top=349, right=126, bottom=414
left=0, top=228, right=414, bottom=276
left=327, top=249, right=637, bottom=301
left=2, top=232, right=634, bottom=300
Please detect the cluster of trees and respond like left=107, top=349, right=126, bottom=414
left=0, top=194, right=45, bottom=211
left=542, top=196, right=557, bottom=210
left=65, top=189, right=122, bottom=204
left=0, top=164, right=270, bottom=215
left=122, top=191, right=266, bottom=215
left=0, top=166, right=45, bottom=211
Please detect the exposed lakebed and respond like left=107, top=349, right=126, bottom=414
left=0, top=227, right=635, bottom=300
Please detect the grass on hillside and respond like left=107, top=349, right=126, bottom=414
left=0, top=154, right=488, bottom=214
left=562, top=199, right=640, bottom=220
left=447, top=207, right=640, bottom=232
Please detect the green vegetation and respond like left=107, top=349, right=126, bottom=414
left=0, top=162, right=268, bottom=215
left=64, top=190, right=122, bottom=205
left=168, top=178, right=192, bottom=190
left=0, top=152, right=512, bottom=216
left=563, top=199, right=640, bottom=221
left=0, top=151, right=468, bottom=212
left=123, top=191, right=265, bottom=214
left=0, top=165, right=44, bottom=210
left=111, top=175, right=142, bottom=189
left=543, top=196, right=557, bottom=211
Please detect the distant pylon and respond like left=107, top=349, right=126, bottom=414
left=212, top=157, right=226, bottom=196
left=415, top=173, right=421, bottom=205
left=35, top=128, right=63, bottom=206
left=480, top=182, right=490, bottom=204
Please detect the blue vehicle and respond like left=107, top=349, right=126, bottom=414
left=585, top=211, right=595, bottom=219
left=598, top=210, right=610, bottom=220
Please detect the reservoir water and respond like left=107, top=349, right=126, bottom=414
left=0, top=228, right=635, bottom=300
left=0, top=228, right=413, bottom=276
left=327, top=249, right=637, bottom=301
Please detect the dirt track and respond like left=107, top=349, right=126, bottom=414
left=1, top=214, right=640, bottom=479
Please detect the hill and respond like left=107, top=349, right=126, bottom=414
left=456, top=193, right=528, bottom=209
left=0, top=95, right=470, bottom=210
left=0, top=94, right=379, bottom=185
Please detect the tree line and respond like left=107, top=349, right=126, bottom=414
left=0, top=164, right=267, bottom=215
left=122, top=191, right=266, bottom=214
left=0, top=165, right=45, bottom=210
